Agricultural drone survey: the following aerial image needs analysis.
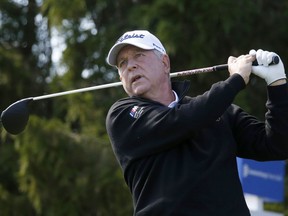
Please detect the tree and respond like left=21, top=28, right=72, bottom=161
left=1, top=0, right=288, bottom=215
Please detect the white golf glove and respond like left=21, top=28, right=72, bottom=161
left=249, top=49, right=286, bottom=85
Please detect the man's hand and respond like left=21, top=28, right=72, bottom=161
left=249, top=49, right=286, bottom=86
left=228, top=54, right=255, bottom=85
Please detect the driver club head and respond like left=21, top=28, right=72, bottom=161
left=1, top=97, right=33, bottom=135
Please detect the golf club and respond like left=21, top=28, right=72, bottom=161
left=0, top=56, right=279, bottom=135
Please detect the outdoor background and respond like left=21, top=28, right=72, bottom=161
left=0, top=0, right=288, bottom=215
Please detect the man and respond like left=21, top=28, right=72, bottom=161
left=105, top=30, right=288, bottom=216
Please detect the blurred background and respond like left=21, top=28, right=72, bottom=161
left=0, top=0, right=288, bottom=215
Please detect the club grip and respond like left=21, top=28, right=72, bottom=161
left=252, top=55, right=279, bottom=66
left=213, top=64, right=228, bottom=71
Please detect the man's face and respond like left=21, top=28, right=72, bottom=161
left=116, top=45, right=170, bottom=99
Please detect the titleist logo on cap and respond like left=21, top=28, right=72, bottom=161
left=117, top=33, right=145, bottom=43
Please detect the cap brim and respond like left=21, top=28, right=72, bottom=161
left=106, top=42, right=153, bottom=67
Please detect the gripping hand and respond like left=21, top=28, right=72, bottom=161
left=249, top=49, right=286, bottom=85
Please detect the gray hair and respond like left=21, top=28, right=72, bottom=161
left=153, top=49, right=164, bottom=59
left=153, top=49, right=171, bottom=80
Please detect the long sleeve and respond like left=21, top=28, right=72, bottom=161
left=233, top=83, right=288, bottom=160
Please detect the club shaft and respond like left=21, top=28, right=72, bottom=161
left=170, top=64, right=227, bottom=78
left=33, top=82, right=123, bottom=101
left=33, top=64, right=228, bottom=101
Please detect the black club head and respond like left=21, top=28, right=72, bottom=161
left=1, top=98, right=33, bottom=135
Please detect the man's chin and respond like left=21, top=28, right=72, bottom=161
left=131, top=87, right=147, bottom=96
left=131, top=90, right=146, bottom=98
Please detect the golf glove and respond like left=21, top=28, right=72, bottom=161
left=249, top=49, right=286, bottom=85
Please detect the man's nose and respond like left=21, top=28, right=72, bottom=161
left=127, top=59, right=137, bottom=71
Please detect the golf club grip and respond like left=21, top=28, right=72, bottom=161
left=252, top=55, right=279, bottom=66
left=213, top=64, right=228, bottom=71
left=214, top=55, right=279, bottom=71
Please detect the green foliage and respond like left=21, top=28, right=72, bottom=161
left=15, top=116, right=132, bottom=215
left=0, top=134, right=36, bottom=215
left=0, top=0, right=288, bottom=215
left=42, top=0, right=87, bottom=25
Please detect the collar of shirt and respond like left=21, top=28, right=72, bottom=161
left=168, top=90, right=179, bottom=108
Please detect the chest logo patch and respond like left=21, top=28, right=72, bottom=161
left=129, top=106, right=144, bottom=119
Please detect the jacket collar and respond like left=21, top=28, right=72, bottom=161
left=130, top=80, right=191, bottom=104
left=171, top=80, right=191, bottom=101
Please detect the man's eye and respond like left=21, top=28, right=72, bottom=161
left=135, top=53, right=144, bottom=58
left=118, top=60, right=127, bottom=68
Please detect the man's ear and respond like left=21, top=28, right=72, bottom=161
left=162, top=54, right=170, bottom=74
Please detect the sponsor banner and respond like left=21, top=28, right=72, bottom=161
left=237, top=158, right=285, bottom=202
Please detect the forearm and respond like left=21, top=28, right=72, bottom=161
left=236, top=83, right=288, bottom=160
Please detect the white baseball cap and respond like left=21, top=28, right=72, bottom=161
left=106, top=30, right=166, bottom=67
